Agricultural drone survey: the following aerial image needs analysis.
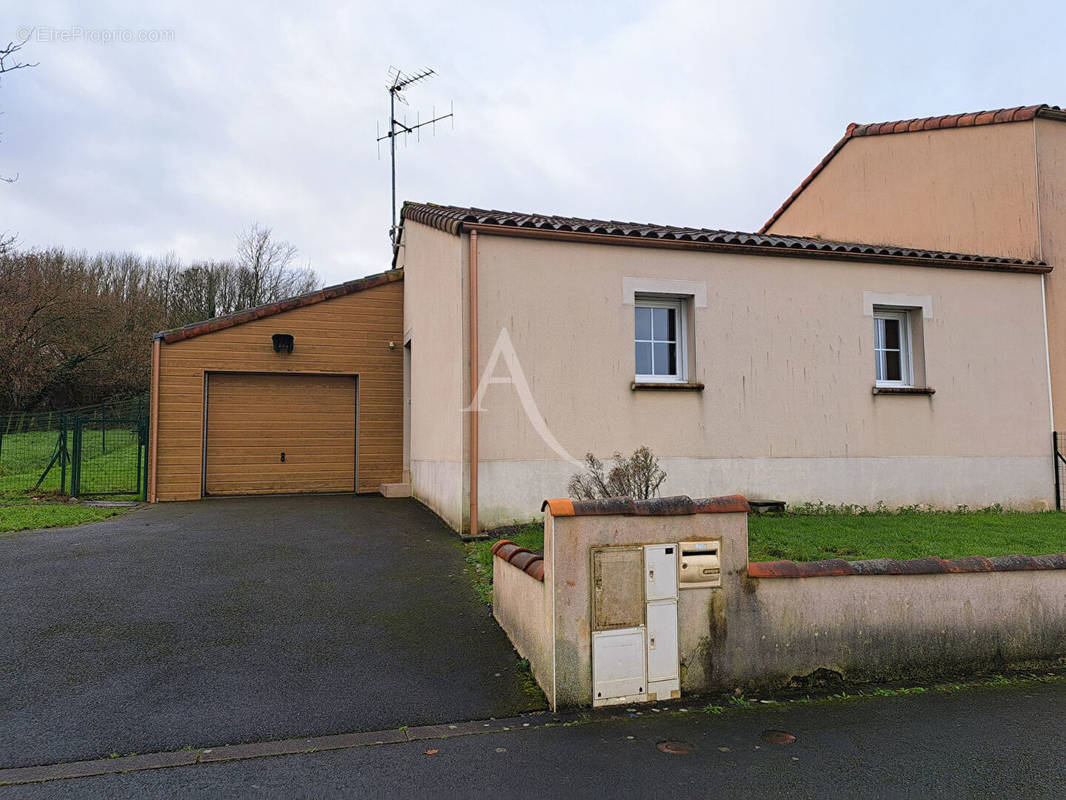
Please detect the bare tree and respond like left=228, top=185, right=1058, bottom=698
left=0, top=37, right=36, bottom=183
left=0, top=38, right=36, bottom=76
left=235, top=222, right=315, bottom=308
left=0, top=240, right=320, bottom=414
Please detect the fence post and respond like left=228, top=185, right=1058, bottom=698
left=71, top=417, right=80, bottom=497
left=60, top=414, right=67, bottom=495
left=1055, top=431, right=1062, bottom=512
left=141, top=419, right=149, bottom=501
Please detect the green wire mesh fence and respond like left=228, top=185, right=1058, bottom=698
left=0, top=396, right=149, bottom=499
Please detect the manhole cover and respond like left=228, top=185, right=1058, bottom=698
left=760, top=730, right=796, bottom=745
left=657, top=740, right=694, bottom=755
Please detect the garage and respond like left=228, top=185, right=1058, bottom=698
left=204, top=373, right=357, bottom=495
left=148, top=269, right=404, bottom=502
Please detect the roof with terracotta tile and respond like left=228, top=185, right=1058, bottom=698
left=402, top=202, right=1047, bottom=272
left=760, top=104, right=1066, bottom=234
left=154, top=269, right=403, bottom=344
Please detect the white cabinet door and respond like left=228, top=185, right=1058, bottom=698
left=645, top=599, right=679, bottom=684
left=644, top=544, right=678, bottom=601
left=592, top=627, right=646, bottom=704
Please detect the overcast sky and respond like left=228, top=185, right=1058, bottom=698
left=2, top=0, right=1064, bottom=286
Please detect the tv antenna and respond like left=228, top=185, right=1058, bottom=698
left=377, top=66, right=454, bottom=253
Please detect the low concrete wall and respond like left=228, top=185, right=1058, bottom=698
left=491, top=544, right=553, bottom=705
left=491, top=496, right=1066, bottom=708
left=729, top=556, right=1066, bottom=688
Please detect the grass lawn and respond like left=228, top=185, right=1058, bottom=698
left=0, top=491, right=129, bottom=535
left=748, top=510, right=1066, bottom=562
left=469, top=510, right=1066, bottom=599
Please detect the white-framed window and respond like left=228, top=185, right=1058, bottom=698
left=634, top=296, right=686, bottom=382
left=873, top=308, right=913, bottom=387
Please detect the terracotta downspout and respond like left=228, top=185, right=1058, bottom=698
left=148, top=338, right=161, bottom=503
left=468, top=230, right=479, bottom=535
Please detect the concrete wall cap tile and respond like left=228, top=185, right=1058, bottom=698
left=750, top=551, right=1066, bottom=578
left=509, top=551, right=541, bottom=571
left=541, top=494, right=750, bottom=517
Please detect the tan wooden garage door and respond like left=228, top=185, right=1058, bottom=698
left=205, top=373, right=356, bottom=495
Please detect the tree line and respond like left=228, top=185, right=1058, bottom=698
left=0, top=225, right=318, bottom=415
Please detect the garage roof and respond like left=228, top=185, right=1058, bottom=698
left=154, top=268, right=403, bottom=344
left=401, top=202, right=1047, bottom=273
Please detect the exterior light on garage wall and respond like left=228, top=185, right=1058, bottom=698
left=272, top=333, right=295, bottom=354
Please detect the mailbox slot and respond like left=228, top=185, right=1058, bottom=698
left=678, top=540, right=721, bottom=588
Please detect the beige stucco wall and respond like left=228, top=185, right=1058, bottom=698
left=1036, top=119, right=1066, bottom=424
left=399, top=221, right=467, bottom=528
left=468, top=233, right=1052, bottom=526
left=766, top=118, right=1066, bottom=421
left=767, top=123, right=1042, bottom=261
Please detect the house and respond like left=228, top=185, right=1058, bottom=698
left=147, top=105, right=1061, bottom=534
left=398, top=203, right=1053, bottom=532
left=759, top=104, right=1066, bottom=421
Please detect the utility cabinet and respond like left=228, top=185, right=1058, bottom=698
left=591, top=543, right=682, bottom=706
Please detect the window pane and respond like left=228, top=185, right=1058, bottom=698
left=635, top=342, right=653, bottom=375
left=653, top=307, right=674, bottom=341
left=883, top=318, right=900, bottom=350
left=635, top=307, right=652, bottom=340
left=885, top=349, right=902, bottom=382
left=874, top=318, right=884, bottom=350
left=653, top=342, right=675, bottom=375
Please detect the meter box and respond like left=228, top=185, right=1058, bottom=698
left=592, top=627, right=646, bottom=706
left=644, top=544, right=678, bottom=601
left=679, top=541, right=721, bottom=588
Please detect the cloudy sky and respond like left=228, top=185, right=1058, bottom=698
left=2, top=0, right=1064, bottom=286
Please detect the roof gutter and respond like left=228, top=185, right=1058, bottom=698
left=461, top=223, right=1051, bottom=274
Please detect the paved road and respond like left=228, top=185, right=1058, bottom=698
left=0, top=496, right=542, bottom=768
left=7, top=680, right=1065, bottom=798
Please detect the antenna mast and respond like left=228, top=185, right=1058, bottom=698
left=377, top=66, right=454, bottom=254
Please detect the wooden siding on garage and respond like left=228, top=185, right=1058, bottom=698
left=152, top=277, right=403, bottom=500
left=205, top=373, right=356, bottom=495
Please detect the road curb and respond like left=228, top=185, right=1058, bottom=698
left=0, top=710, right=580, bottom=787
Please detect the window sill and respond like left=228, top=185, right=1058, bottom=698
left=631, top=381, right=705, bottom=392
left=872, top=385, right=935, bottom=396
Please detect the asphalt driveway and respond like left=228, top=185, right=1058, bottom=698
left=0, top=496, right=544, bottom=768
